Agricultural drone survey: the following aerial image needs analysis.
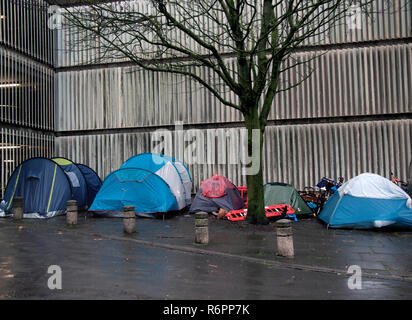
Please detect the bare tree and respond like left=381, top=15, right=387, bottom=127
left=61, top=0, right=402, bottom=224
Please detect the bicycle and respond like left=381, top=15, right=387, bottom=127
left=390, top=172, right=408, bottom=192
left=301, top=177, right=344, bottom=215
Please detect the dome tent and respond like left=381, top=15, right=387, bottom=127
left=318, top=173, right=412, bottom=229
left=89, top=153, right=192, bottom=217
left=0, top=158, right=73, bottom=218
left=76, top=163, right=103, bottom=207
left=120, top=153, right=192, bottom=209
left=52, top=157, right=102, bottom=209
left=0, top=157, right=102, bottom=219
left=264, top=182, right=313, bottom=216
left=189, top=174, right=245, bottom=213
left=52, top=157, right=88, bottom=209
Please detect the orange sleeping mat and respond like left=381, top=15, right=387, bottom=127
left=225, top=204, right=297, bottom=222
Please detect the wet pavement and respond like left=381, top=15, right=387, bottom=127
left=0, top=213, right=412, bottom=299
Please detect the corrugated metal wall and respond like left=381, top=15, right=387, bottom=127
left=0, top=0, right=54, bottom=65
left=55, top=0, right=412, bottom=67
left=0, top=0, right=55, bottom=197
left=53, top=1, right=412, bottom=192
left=263, top=120, right=412, bottom=189
left=55, top=119, right=412, bottom=191
left=56, top=43, right=412, bottom=131
left=0, top=47, right=55, bottom=130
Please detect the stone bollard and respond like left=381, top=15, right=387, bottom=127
left=195, top=212, right=209, bottom=244
left=276, top=219, right=294, bottom=258
left=12, top=197, right=24, bottom=220
left=123, top=205, right=136, bottom=234
left=66, top=200, right=78, bottom=225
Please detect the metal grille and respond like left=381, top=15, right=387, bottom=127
left=0, top=47, right=54, bottom=130
left=0, top=0, right=55, bottom=196
left=0, top=0, right=54, bottom=65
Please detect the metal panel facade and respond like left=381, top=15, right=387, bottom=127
left=0, top=127, right=54, bottom=195
left=55, top=119, right=412, bottom=191
left=53, top=1, right=412, bottom=192
left=0, top=0, right=55, bottom=196
left=0, top=47, right=54, bottom=130
left=1, top=0, right=411, bottom=196
left=55, top=0, right=412, bottom=67
left=56, top=43, right=412, bottom=132
left=0, top=0, right=54, bottom=65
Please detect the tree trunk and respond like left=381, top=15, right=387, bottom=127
left=244, top=110, right=268, bottom=225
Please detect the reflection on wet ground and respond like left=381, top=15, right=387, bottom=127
left=0, top=214, right=411, bottom=299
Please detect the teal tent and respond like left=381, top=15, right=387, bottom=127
left=90, top=153, right=191, bottom=218
left=319, top=173, right=412, bottom=229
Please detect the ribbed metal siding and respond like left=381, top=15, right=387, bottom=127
left=52, top=1, right=412, bottom=195
left=55, top=64, right=244, bottom=131
left=55, top=119, right=412, bottom=192
left=272, top=43, right=412, bottom=119
left=55, top=132, right=151, bottom=181
left=0, top=127, right=55, bottom=197
left=55, top=0, right=412, bottom=67
left=0, top=0, right=56, bottom=196
left=56, top=43, right=412, bottom=131
left=263, top=120, right=412, bottom=190
left=0, top=47, right=55, bottom=130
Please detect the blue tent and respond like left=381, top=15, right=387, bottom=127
left=120, top=153, right=192, bottom=209
left=89, top=168, right=180, bottom=217
left=318, top=173, right=412, bottom=229
left=76, top=163, right=102, bottom=207
left=52, top=157, right=88, bottom=209
left=0, top=158, right=73, bottom=218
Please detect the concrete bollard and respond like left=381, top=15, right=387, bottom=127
left=66, top=200, right=78, bottom=225
left=12, top=197, right=24, bottom=220
left=195, top=212, right=209, bottom=244
left=123, top=205, right=136, bottom=234
left=276, top=219, right=294, bottom=258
